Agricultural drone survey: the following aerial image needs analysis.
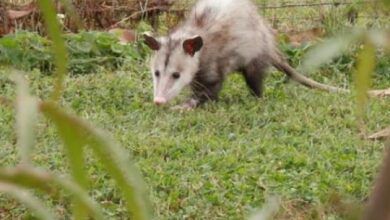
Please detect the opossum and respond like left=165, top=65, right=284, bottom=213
left=143, top=0, right=347, bottom=109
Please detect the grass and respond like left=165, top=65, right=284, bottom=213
left=1, top=54, right=389, bottom=219
left=1, top=0, right=390, bottom=219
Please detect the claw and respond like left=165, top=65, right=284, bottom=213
left=171, top=98, right=199, bottom=111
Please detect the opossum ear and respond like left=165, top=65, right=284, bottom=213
left=143, top=33, right=161, bottom=50
left=183, top=36, right=203, bottom=56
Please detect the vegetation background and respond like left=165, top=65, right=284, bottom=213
left=0, top=0, right=389, bottom=219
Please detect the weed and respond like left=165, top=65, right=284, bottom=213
left=0, top=30, right=150, bottom=74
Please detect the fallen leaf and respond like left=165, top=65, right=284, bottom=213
left=108, top=28, right=136, bottom=44
left=7, top=9, right=34, bottom=20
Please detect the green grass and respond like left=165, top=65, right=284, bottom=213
left=1, top=54, right=389, bottom=219
left=1, top=1, right=390, bottom=219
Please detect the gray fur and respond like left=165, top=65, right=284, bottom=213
left=144, top=0, right=347, bottom=108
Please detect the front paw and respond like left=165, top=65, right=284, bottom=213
left=171, top=99, right=199, bottom=111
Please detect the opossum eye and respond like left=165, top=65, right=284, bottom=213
left=172, top=72, right=181, bottom=79
left=154, top=71, right=160, bottom=77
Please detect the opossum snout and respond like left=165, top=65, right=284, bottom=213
left=154, top=97, right=167, bottom=105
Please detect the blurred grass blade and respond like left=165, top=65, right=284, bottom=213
left=363, top=140, right=390, bottom=220
left=0, top=167, right=105, bottom=220
left=0, top=182, right=58, bottom=220
left=37, top=0, right=68, bottom=102
left=300, top=30, right=363, bottom=72
left=13, top=74, right=39, bottom=166
left=382, top=0, right=390, bottom=8
left=36, top=0, right=82, bottom=217
left=354, top=41, right=375, bottom=119
left=57, top=133, right=88, bottom=220
left=40, top=102, right=153, bottom=220
left=47, top=99, right=89, bottom=219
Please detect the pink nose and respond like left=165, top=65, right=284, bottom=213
left=154, top=97, right=167, bottom=105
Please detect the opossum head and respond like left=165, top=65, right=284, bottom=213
left=144, top=33, right=203, bottom=105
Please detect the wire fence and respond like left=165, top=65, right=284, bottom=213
left=1, top=0, right=388, bottom=36
left=144, top=0, right=386, bottom=31
left=171, top=0, right=376, bottom=9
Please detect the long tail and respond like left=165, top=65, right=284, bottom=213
left=272, top=54, right=349, bottom=93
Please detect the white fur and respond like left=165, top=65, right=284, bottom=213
left=149, top=0, right=276, bottom=102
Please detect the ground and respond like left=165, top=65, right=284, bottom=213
left=1, top=57, right=389, bottom=219
left=1, top=0, right=390, bottom=219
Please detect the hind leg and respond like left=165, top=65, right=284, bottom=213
left=242, top=58, right=269, bottom=97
